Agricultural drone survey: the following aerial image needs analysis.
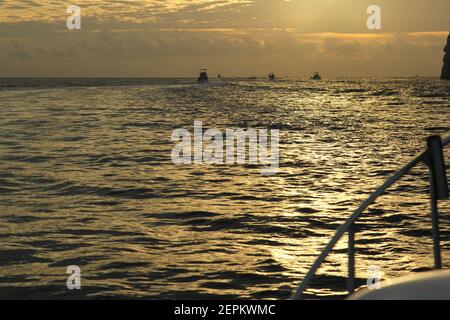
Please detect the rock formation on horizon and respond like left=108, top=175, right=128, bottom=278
left=441, top=33, right=450, bottom=80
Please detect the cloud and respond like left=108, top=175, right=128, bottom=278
left=0, top=27, right=445, bottom=61
left=0, top=0, right=448, bottom=76
left=4, top=40, right=31, bottom=59
left=1, top=0, right=449, bottom=32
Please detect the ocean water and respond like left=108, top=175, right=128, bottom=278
left=0, top=77, right=449, bottom=299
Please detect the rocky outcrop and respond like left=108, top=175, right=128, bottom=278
left=441, top=34, right=450, bottom=80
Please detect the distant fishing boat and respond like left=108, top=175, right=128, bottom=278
left=311, top=72, right=322, bottom=80
left=197, top=69, right=209, bottom=84
left=268, top=73, right=276, bottom=81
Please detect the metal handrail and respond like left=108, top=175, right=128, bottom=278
left=292, top=135, right=449, bottom=300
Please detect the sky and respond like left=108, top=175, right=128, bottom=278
left=0, top=0, right=449, bottom=77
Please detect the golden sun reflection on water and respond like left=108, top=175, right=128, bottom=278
left=0, top=78, right=449, bottom=299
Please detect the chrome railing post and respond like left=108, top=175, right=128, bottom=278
left=429, top=180, right=442, bottom=269
left=348, top=224, right=356, bottom=294
left=426, top=136, right=449, bottom=269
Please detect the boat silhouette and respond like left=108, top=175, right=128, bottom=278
left=197, top=69, right=209, bottom=84
left=311, top=72, right=322, bottom=80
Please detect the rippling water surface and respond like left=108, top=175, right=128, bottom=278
left=0, top=78, right=449, bottom=299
